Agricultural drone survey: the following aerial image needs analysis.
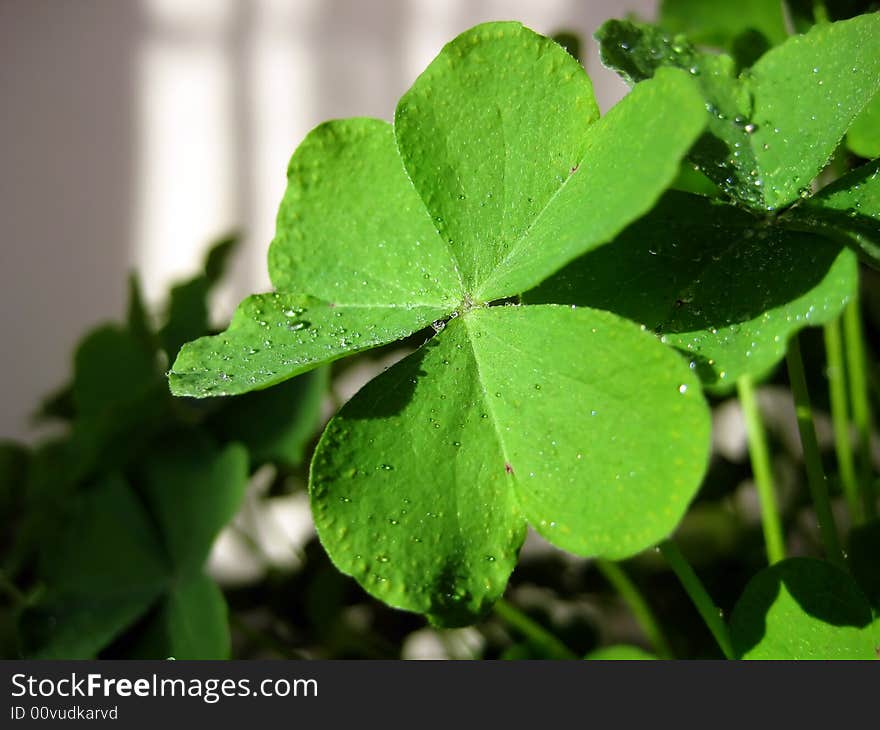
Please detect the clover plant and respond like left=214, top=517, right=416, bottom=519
left=1, top=240, right=325, bottom=658
left=169, top=22, right=718, bottom=626
left=526, top=13, right=880, bottom=391
left=144, top=9, right=880, bottom=657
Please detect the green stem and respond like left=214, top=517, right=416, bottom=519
left=595, top=559, right=673, bottom=659
left=785, top=335, right=845, bottom=566
left=824, top=317, right=863, bottom=524
left=737, top=375, right=786, bottom=564
left=812, top=0, right=829, bottom=24
left=493, top=598, right=577, bottom=660
left=659, top=540, right=734, bottom=660
left=843, top=298, right=877, bottom=519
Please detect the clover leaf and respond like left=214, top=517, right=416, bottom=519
left=22, top=434, right=248, bottom=659
left=169, top=21, right=713, bottom=625
left=848, top=91, right=880, bottom=159
left=659, top=0, right=787, bottom=56
left=20, top=473, right=168, bottom=659
left=597, top=14, right=880, bottom=211
left=527, top=190, right=857, bottom=388
left=161, top=234, right=237, bottom=360
left=729, top=558, right=879, bottom=659
left=791, top=158, right=880, bottom=269
left=545, top=15, right=880, bottom=389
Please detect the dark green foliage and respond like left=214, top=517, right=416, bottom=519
left=2, top=237, right=325, bottom=659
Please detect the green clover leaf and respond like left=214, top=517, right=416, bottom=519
left=729, top=558, right=879, bottom=659
left=169, top=21, right=712, bottom=625
left=543, top=15, right=880, bottom=389
left=15, top=237, right=322, bottom=657
left=22, top=434, right=248, bottom=659
left=790, top=158, right=880, bottom=269
left=597, top=13, right=880, bottom=211
left=847, top=92, right=880, bottom=159
left=659, top=0, right=787, bottom=55
left=528, top=189, right=857, bottom=389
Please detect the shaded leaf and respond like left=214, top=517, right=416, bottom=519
left=23, top=475, right=168, bottom=659
left=160, top=235, right=239, bottom=359
left=161, top=576, right=229, bottom=659
left=848, top=518, right=880, bottom=614
left=65, top=325, right=168, bottom=482
left=126, top=272, right=155, bottom=355
left=161, top=277, right=211, bottom=362
left=0, top=441, right=28, bottom=525
left=596, top=20, right=762, bottom=207
left=140, top=434, right=249, bottom=579
left=203, top=234, right=237, bottom=285
left=209, top=368, right=328, bottom=468
left=729, top=28, right=774, bottom=71
left=792, top=158, right=880, bottom=269
left=552, top=30, right=583, bottom=62
left=729, top=557, right=878, bottom=659
left=597, top=14, right=880, bottom=210
left=527, top=191, right=857, bottom=388
left=123, top=575, right=230, bottom=659
left=73, top=325, right=158, bottom=417
left=786, top=0, right=877, bottom=33
left=660, top=0, right=787, bottom=50
left=672, top=162, right=720, bottom=197
left=34, top=384, right=75, bottom=423
left=847, top=92, right=880, bottom=159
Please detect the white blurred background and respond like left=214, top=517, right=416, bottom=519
left=0, top=0, right=657, bottom=441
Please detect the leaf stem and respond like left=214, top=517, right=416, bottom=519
left=824, top=317, right=863, bottom=524
left=785, top=335, right=845, bottom=566
left=595, top=559, right=673, bottom=659
left=843, top=297, right=877, bottom=519
left=659, top=540, right=734, bottom=660
left=737, top=375, right=786, bottom=564
left=493, top=598, right=577, bottom=659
